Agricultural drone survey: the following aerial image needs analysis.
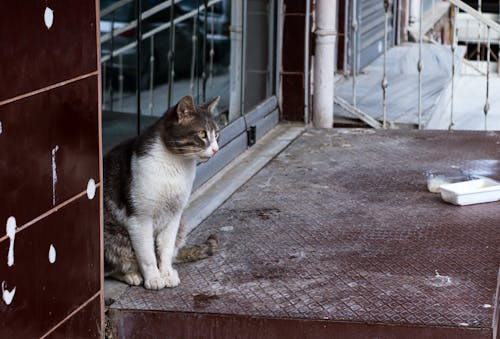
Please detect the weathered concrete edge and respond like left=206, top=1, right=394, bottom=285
left=184, top=123, right=305, bottom=235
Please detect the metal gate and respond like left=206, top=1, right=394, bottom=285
left=347, top=0, right=396, bottom=72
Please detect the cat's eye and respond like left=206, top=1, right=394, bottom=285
left=197, top=130, right=207, bottom=139
left=215, top=131, right=220, bottom=139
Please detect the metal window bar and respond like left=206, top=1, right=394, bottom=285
left=167, top=0, right=176, bottom=108
left=202, top=0, right=209, bottom=102
left=382, top=0, right=389, bottom=128
left=267, top=0, right=276, bottom=98
left=417, top=0, right=423, bottom=129
left=101, top=0, right=182, bottom=44
left=110, top=12, right=116, bottom=113
left=445, top=0, right=500, bottom=131
left=351, top=0, right=358, bottom=107
left=208, top=4, right=215, bottom=89
left=450, top=4, right=457, bottom=130
left=190, top=10, right=198, bottom=97
left=476, top=0, right=481, bottom=62
left=136, top=0, right=142, bottom=134
left=148, top=35, right=155, bottom=116
left=466, top=18, right=469, bottom=60
left=101, top=0, right=224, bottom=63
left=101, top=0, right=134, bottom=18
left=240, top=0, right=247, bottom=114
left=102, top=60, right=107, bottom=110
left=484, top=26, right=490, bottom=130
left=119, top=54, right=124, bottom=111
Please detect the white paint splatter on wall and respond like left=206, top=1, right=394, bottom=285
left=44, top=7, right=54, bottom=29
left=52, top=145, right=59, bottom=206
left=2, top=281, right=16, bottom=306
left=87, top=178, right=96, bottom=200
left=6, top=217, right=16, bottom=267
left=49, top=244, right=56, bottom=264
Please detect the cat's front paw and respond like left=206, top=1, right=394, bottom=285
left=161, top=268, right=180, bottom=287
left=123, top=272, right=143, bottom=286
left=144, top=276, right=167, bottom=290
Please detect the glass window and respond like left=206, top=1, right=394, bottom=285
left=101, top=0, right=278, bottom=154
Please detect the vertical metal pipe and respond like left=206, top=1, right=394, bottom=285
left=484, top=26, right=490, bottom=130
left=136, top=0, right=142, bottom=134
left=417, top=0, right=423, bottom=129
left=351, top=0, right=358, bottom=107
left=167, top=0, right=176, bottom=108
left=304, top=0, right=311, bottom=124
left=313, top=0, right=337, bottom=127
left=148, top=36, right=155, bottom=116
left=382, top=0, right=389, bottom=128
left=450, top=5, right=456, bottom=130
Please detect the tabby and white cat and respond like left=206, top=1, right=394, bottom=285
left=104, top=95, right=219, bottom=290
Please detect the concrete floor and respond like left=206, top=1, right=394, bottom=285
left=108, top=128, right=500, bottom=338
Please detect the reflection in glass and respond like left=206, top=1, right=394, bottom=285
left=100, top=0, right=277, bottom=153
left=244, top=0, right=276, bottom=112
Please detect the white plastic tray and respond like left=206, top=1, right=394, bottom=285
left=440, top=178, right=500, bottom=206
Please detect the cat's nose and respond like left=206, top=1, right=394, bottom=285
left=212, top=145, right=219, bottom=154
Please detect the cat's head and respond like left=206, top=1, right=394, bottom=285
left=162, top=95, right=220, bottom=162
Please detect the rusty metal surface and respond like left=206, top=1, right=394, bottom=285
left=0, top=2, right=102, bottom=336
left=110, top=310, right=492, bottom=339
left=112, top=129, right=500, bottom=335
left=0, top=1, right=97, bottom=102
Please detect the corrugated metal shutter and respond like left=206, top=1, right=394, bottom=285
left=350, top=0, right=395, bottom=71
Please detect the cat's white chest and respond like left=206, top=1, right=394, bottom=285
left=130, top=140, right=195, bottom=219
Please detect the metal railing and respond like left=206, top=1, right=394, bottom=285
left=100, top=0, right=224, bottom=117
left=447, top=0, right=500, bottom=130
left=343, top=0, right=500, bottom=131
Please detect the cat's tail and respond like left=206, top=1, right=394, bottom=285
left=174, top=234, right=218, bottom=263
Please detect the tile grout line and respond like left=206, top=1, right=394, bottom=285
left=40, top=291, right=101, bottom=339
left=0, top=72, right=99, bottom=107
left=0, top=182, right=101, bottom=243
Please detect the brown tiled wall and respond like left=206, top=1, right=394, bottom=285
left=281, top=0, right=308, bottom=121
left=0, top=1, right=102, bottom=338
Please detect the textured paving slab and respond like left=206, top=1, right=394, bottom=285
left=111, top=129, right=500, bottom=336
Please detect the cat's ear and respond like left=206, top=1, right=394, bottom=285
left=199, top=96, right=220, bottom=113
left=176, top=95, right=196, bottom=122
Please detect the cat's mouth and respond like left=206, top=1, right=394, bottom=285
left=198, top=156, right=212, bottom=163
